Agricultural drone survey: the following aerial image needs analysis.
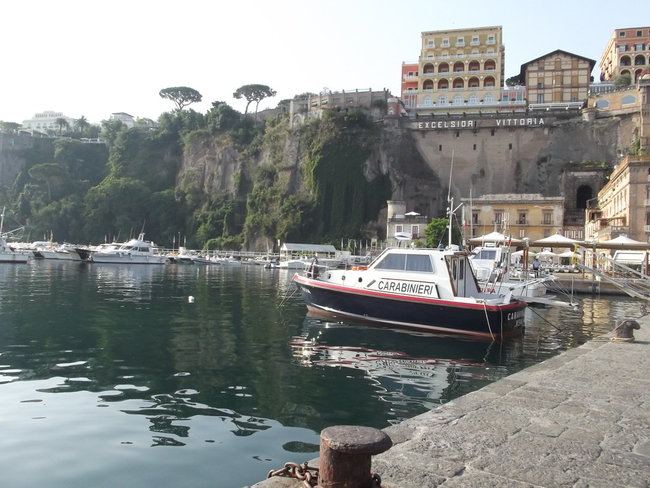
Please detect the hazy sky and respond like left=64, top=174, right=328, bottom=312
left=2, top=0, right=648, bottom=125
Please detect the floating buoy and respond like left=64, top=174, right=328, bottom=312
left=188, top=296, right=194, bottom=303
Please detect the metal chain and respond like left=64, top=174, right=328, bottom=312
left=267, top=462, right=318, bottom=488
left=267, top=462, right=383, bottom=487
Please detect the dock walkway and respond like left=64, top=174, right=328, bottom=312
left=255, top=315, right=650, bottom=487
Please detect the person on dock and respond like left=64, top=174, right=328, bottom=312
left=532, top=257, right=541, bottom=277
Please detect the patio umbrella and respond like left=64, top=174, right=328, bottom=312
left=595, top=235, right=650, bottom=250
left=531, top=233, right=582, bottom=248
left=469, top=231, right=522, bottom=246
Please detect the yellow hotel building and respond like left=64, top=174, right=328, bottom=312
left=415, top=26, right=514, bottom=115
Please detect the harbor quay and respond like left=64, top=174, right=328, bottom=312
left=253, top=315, right=650, bottom=487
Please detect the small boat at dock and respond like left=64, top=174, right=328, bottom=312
left=293, top=246, right=527, bottom=340
left=89, top=233, right=167, bottom=264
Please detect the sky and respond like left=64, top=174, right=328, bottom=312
left=2, top=0, right=649, bottom=125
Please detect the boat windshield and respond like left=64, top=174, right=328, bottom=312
left=475, top=249, right=497, bottom=260
left=374, top=253, right=434, bottom=272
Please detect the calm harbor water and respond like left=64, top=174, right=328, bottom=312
left=0, top=260, right=644, bottom=487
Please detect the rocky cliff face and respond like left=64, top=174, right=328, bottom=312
left=174, top=112, right=629, bottom=229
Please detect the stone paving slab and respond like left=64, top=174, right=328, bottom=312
left=253, top=316, right=650, bottom=488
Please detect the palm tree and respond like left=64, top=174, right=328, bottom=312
left=74, top=116, right=90, bottom=137
left=55, top=118, right=69, bottom=136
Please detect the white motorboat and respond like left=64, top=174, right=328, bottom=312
left=469, top=243, right=551, bottom=298
left=0, top=208, right=29, bottom=263
left=89, top=233, right=167, bottom=264
left=293, top=246, right=527, bottom=340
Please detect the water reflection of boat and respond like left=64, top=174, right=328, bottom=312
left=291, top=318, right=523, bottom=418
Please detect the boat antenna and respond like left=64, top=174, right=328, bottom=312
left=446, top=150, right=462, bottom=248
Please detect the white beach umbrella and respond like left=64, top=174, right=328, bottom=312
left=531, top=233, right=582, bottom=248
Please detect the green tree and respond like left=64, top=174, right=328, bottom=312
left=233, top=84, right=277, bottom=116
left=614, top=73, right=632, bottom=88
left=505, top=75, right=522, bottom=86
left=424, top=218, right=461, bottom=248
left=55, top=118, right=69, bottom=136
left=0, top=121, right=21, bottom=133
left=74, top=116, right=90, bottom=137
left=205, top=101, right=240, bottom=133
left=159, top=86, right=203, bottom=110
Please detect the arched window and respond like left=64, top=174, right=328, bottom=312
left=576, top=185, right=593, bottom=209
left=438, top=79, right=449, bottom=90
left=438, top=95, right=448, bottom=106
left=438, top=62, right=449, bottom=73
left=468, top=60, right=480, bottom=72
left=484, top=93, right=494, bottom=103
left=453, top=78, right=464, bottom=89
left=484, top=59, right=496, bottom=71
left=422, top=96, right=433, bottom=107
left=620, top=55, right=632, bottom=66
left=634, top=54, right=646, bottom=66
left=468, top=94, right=478, bottom=105
left=453, top=95, right=463, bottom=105
left=483, top=76, right=496, bottom=88
left=423, top=79, right=434, bottom=90
left=468, top=77, right=480, bottom=89
left=453, top=61, right=464, bottom=73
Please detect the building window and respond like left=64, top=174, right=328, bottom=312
left=472, top=212, right=479, bottom=224
left=487, top=35, right=495, bottom=44
left=519, top=229, right=526, bottom=238
left=543, top=212, right=552, bottom=225
left=494, top=211, right=503, bottom=224
left=537, top=94, right=545, bottom=103
left=619, top=31, right=626, bottom=37
left=395, top=224, right=403, bottom=233
left=637, top=30, right=642, bottom=37
left=473, top=143, right=477, bottom=150
left=411, top=225, right=419, bottom=238
left=427, top=40, right=434, bottom=47
left=518, top=212, right=527, bottom=224
left=441, top=38, right=449, bottom=47
left=439, top=144, right=442, bottom=151
left=509, top=143, right=512, bottom=150
left=537, top=82, right=545, bottom=89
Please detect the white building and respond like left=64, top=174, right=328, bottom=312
left=22, top=111, right=75, bottom=133
left=110, top=112, right=136, bottom=128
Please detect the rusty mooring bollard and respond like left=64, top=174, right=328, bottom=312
left=611, top=319, right=640, bottom=342
left=318, top=425, right=392, bottom=488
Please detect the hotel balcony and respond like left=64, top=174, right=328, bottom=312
left=414, top=99, right=527, bottom=110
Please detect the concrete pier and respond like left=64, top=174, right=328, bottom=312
left=255, top=315, right=650, bottom=487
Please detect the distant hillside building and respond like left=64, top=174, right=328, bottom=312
left=519, top=50, right=595, bottom=110
left=400, top=62, right=419, bottom=109
left=461, top=194, right=565, bottom=242
left=585, top=156, right=650, bottom=243
left=22, top=111, right=75, bottom=134
left=288, top=88, right=390, bottom=127
left=416, top=26, right=503, bottom=112
left=599, top=27, right=650, bottom=82
left=110, top=112, right=136, bottom=128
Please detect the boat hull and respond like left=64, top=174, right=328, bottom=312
left=293, top=274, right=525, bottom=339
left=90, top=253, right=167, bottom=264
